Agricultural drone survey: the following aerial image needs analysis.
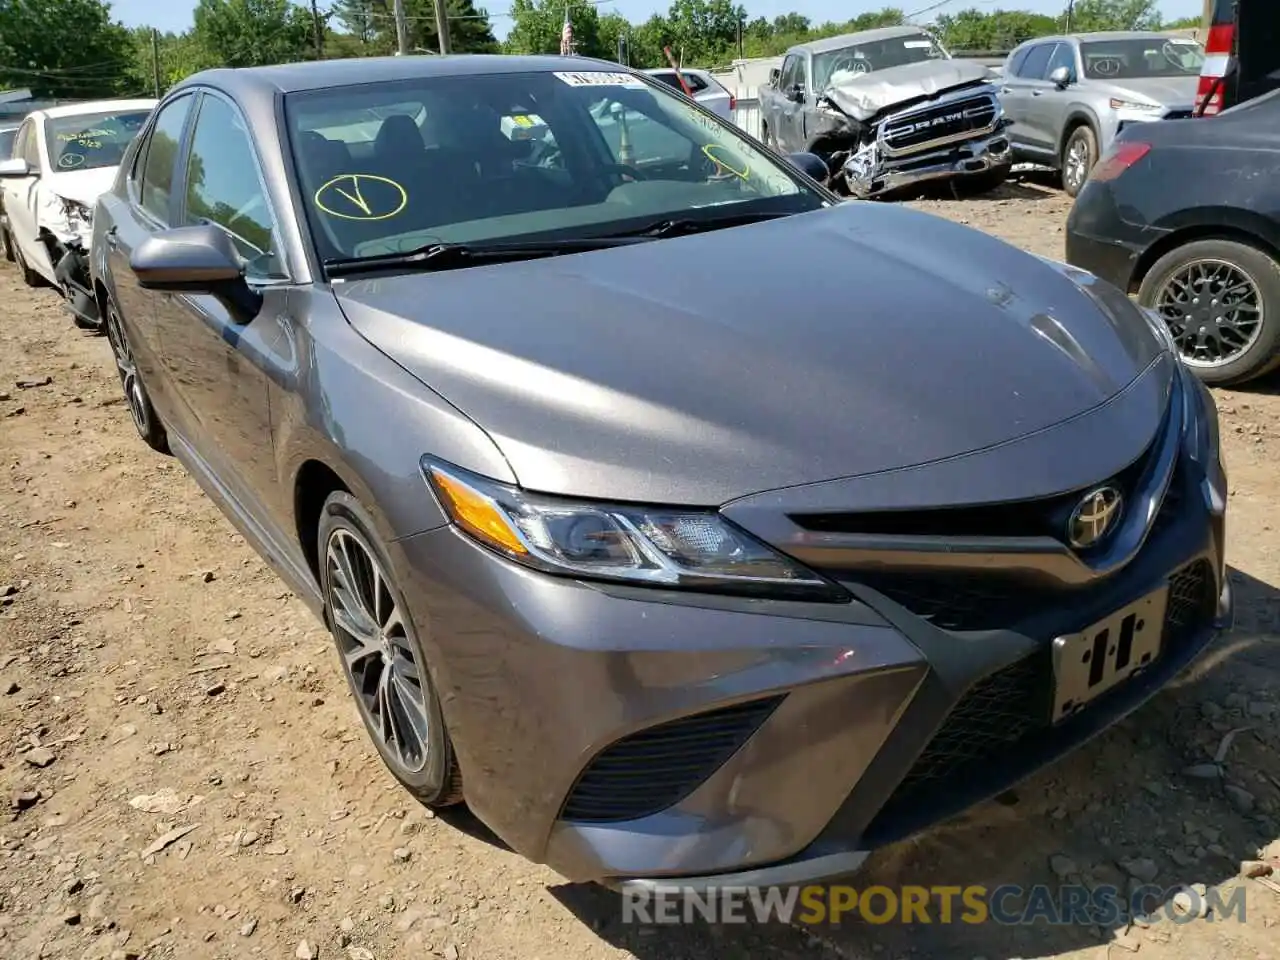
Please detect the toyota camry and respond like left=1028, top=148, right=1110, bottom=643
left=88, top=55, right=1230, bottom=889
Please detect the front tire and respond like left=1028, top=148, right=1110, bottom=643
left=12, top=240, right=42, bottom=287
left=1061, top=125, right=1098, bottom=198
left=1139, top=238, right=1280, bottom=386
left=104, top=294, right=169, bottom=453
left=0, top=224, right=13, bottom=263
left=318, top=491, right=464, bottom=808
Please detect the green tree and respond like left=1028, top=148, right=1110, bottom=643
left=1164, top=15, right=1202, bottom=30
left=665, top=0, right=746, bottom=65
left=934, top=8, right=1057, bottom=51
left=192, top=0, right=316, bottom=67
left=388, top=0, right=498, bottom=54
left=772, top=12, right=809, bottom=34
left=124, top=26, right=220, bottom=94
left=507, top=0, right=605, bottom=57
left=597, top=11, right=630, bottom=62
left=1064, top=0, right=1161, bottom=32
left=0, top=0, right=135, bottom=98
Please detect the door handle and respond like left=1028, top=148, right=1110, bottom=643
left=104, top=225, right=119, bottom=249
left=1032, top=90, right=1043, bottom=96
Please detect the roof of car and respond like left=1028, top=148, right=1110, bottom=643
left=786, top=25, right=931, bottom=56
left=1016, top=30, right=1196, bottom=47
left=176, top=53, right=630, bottom=99
left=36, top=98, right=158, bottom=119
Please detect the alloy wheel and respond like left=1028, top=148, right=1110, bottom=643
left=105, top=301, right=150, bottom=436
left=325, top=528, right=432, bottom=775
left=1154, top=258, right=1263, bottom=367
left=1064, top=139, right=1090, bottom=193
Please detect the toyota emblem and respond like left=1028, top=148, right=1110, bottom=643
left=1067, top=485, right=1124, bottom=549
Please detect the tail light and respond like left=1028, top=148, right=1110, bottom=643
left=1195, top=21, right=1235, bottom=116
left=1090, top=141, right=1151, bottom=183
left=729, top=95, right=737, bottom=112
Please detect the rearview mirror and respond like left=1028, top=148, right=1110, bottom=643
left=130, top=224, right=262, bottom=316
left=786, top=151, right=829, bottom=184
left=1049, top=66, right=1073, bottom=88
left=0, top=157, right=33, bottom=178
left=768, top=67, right=781, bottom=86
left=787, top=82, right=806, bottom=103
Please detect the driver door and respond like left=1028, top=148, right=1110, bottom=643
left=156, top=89, right=290, bottom=512
left=775, top=54, right=807, bottom=152
left=6, top=119, right=54, bottom=278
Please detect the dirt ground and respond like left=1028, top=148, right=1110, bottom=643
left=2, top=178, right=1279, bottom=960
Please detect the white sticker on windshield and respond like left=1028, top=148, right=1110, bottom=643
left=553, top=71, right=646, bottom=88
left=902, top=40, right=934, bottom=48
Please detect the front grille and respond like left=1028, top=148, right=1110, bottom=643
left=880, top=93, right=998, bottom=154
left=559, top=696, right=783, bottom=823
left=864, top=559, right=1217, bottom=837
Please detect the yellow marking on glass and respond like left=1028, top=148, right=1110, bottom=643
left=314, top=174, right=408, bottom=221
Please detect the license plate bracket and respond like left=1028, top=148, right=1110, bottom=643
left=1051, top=588, right=1168, bottom=723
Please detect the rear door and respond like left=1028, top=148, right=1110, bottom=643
left=106, top=91, right=197, bottom=421
left=1007, top=42, right=1060, bottom=157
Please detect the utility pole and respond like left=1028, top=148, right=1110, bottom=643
left=151, top=28, right=161, bottom=98
left=310, top=0, right=324, bottom=59
left=392, top=0, right=409, bottom=55
left=433, top=0, right=452, bottom=54
left=736, top=15, right=743, bottom=60
left=1064, top=0, right=1073, bottom=32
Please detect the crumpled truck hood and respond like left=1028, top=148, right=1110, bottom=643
left=822, top=58, right=997, bottom=121
left=334, top=202, right=1168, bottom=507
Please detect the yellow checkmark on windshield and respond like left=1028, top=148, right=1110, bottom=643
left=314, top=174, right=408, bottom=221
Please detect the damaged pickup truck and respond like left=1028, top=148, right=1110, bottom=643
left=759, top=26, right=1013, bottom=198
left=0, top=100, right=155, bottom=329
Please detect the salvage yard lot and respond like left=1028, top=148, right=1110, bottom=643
left=2, top=179, right=1280, bottom=960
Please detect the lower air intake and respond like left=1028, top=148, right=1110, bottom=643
left=559, top=696, right=784, bottom=823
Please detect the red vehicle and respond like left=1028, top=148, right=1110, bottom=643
left=1195, top=0, right=1280, bottom=115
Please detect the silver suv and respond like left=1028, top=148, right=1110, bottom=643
left=999, top=31, right=1204, bottom=196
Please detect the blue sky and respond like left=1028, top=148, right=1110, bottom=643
left=108, top=0, right=1206, bottom=41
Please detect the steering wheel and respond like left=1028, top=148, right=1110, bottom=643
left=602, top=162, right=649, bottom=182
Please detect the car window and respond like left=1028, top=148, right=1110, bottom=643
left=683, top=72, right=709, bottom=93
left=20, top=119, right=38, bottom=167
left=183, top=94, right=283, bottom=279
left=284, top=70, right=825, bottom=262
left=138, top=95, right=194, bottom=224
left=1018, top=43, right=1056, bottom=80
left=1046, top=43, right=1077, bottom=81
left=779, top=55, right=801, bottom=90
left=1007, top=46, right=1031, bottom=77
left=813, top=32, right=947, bottom=91
left=44, top=109, right=151, bottom=172
left=1080, top=38, right=1205, bottom=80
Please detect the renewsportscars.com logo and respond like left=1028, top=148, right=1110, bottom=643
left=619, top=883, right=1249, bottom=926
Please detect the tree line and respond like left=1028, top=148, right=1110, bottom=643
left=0, top=0, right=1204, bottom=100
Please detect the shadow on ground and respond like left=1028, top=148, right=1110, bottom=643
left=547, top=566, right=1280, bottom=960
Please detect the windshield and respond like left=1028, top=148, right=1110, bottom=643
left=0, top=128, right=16, bottom=160
left=284, top=69, right=825, bottom=263
left=44, top=110, right=152, bottom=172
left=1080, top=38, right=1205, bottom=80
left=813, top=33, right=947, bottom=91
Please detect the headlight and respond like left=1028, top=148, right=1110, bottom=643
left=58, top=197, right=92, bottom=230
left=422, top=458, right=847, bottom=601
left=1110, top=99, right=1161, bottom=112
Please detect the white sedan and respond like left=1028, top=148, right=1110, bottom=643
left=643, top=68, right=736, bottom=120
left=0, top=98, right=156, bottom=329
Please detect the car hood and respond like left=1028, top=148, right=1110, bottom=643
left=822, top=59, right=996, bottom=120
left=334, top=202, right=1168, bottom=506
left=1106, top=75, right=1200, bottom=109
left=44, top=166, right=118, bottom=207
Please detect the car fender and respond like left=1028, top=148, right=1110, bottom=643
left=1134, top=204, right=1280, bottom=284
left=1059, top=105, right=1102, bottom=156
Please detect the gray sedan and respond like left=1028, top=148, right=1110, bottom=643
left=89, top=54, right=1229, bottom=890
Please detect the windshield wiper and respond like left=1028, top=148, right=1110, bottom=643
left=608, top=210, right=792, bottom=240
left=325, top=237, right=642, bottom=277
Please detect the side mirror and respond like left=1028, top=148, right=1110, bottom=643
left=788, top=83, right=806, bottom=102
left=786, top=151, right=829, bottom=184
left=130, top=224, right=262, bottom=316
left=768, top=67, right=781, bottom=87
left=0, top=157, right=33, bottom=178
left=1049, top=66, right=1073, bottom=88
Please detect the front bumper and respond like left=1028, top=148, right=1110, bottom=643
left=845, top=129, right=1012, bottom=199
left=39, top=234, right=100, bottom=327
left=388, top=373, right=1228, bottom=888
